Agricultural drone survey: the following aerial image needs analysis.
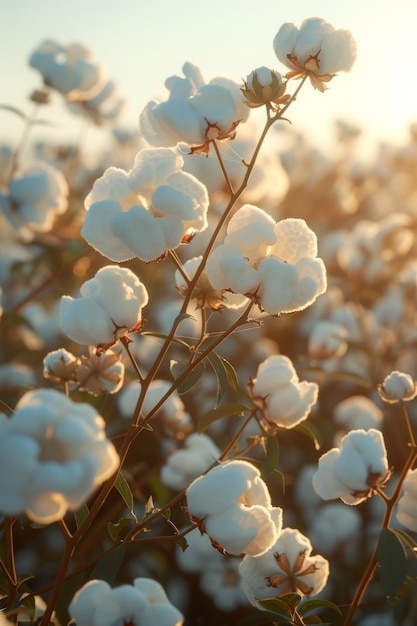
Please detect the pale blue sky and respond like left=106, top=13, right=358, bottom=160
left=1, top=0, right=417, bottom=154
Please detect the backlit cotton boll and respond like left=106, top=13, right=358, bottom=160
left=378, top=370, right=417, bottom=404
left=205, top=205, right=326, bottom=315
left=81, top=147, right=209, bottom=262
left=29, top=39, right=106, bottom=101
left=273, top=17, right=357, bottom=92
left=0, top=389, right=119, bottom=524
left=250, top=355, right=318, bottom=428
left=139, top=61, right=250, bottom=154
left=69, top=578, right=184, bottom=626
left=186, top=460, right=282, bottom=556
left=160, top=433, right=220, bottom=490
left=239, top=527, right=329, bottom=605
left=397, top=469, right=417, bottom=532
left=312, top=429, right=390, bottom=506
left=2, top=161, right=68, bottom=242
left=59, top=265, right=148, bottom=350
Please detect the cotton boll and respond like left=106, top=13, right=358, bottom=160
left=273, top=18, right=356, bottom=92
left=0, top=389, right=119, bottom=524
left=251, top=355, right=318, bottom=429
left=82, top=147, right=209, bottom=262
left=186, top=460, right=282, bottom=556
left=139, top=62, right=249, bottom=150
left=206, top=206, right=327, bottom=316
left=69, top=578, right=184, bottom=626
left=312, top=429, right=390, bottom=506
left=59, top=265, right=148, bottom=349
left=240, top=527, right=329, bottom=605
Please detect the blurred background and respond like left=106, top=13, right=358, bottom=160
left=2, top=0, right=417, bottom=158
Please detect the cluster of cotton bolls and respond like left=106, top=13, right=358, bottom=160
left=4, top=13, right=417, bottom=626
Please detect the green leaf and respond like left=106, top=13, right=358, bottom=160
left=298, top=598, right=342, bottom=616
left=170, top=359, right=205, bottom=395
left=197, top=402, right=251, bottom=432
left=377, top=527, right=409, bottom=595
left=261, top=434, right=279, bottom=479
left=0, top=104, right=27, bottom=120
left=176, top=534, right=189, bottom=552
left=219, top=355, right=241, bottom=393
left=90, top=544, right=126, bottom=584
left=74, top=503, right=89, bottom=530
left=107, top=517, right=134, bottom=541
left=294, top=421, right=323, bottom=451
left=206, top=351, right=229, bottom=404
left=114, top=471, right=137, bottom=521
left=257, top=597, right=293, bottom=617
left=277, top=592, right=302, bottom=608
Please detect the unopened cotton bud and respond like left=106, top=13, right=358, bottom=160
left=241, top=67, right=289, bottom=109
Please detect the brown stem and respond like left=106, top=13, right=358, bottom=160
left=121, top=336, right=144, bottom=382
left=218, top=411, right=257, bottom=461
left=136, top=301, right=254, bottom=434
left=39, top=540, right=76, bottom=626
left=212, top=138, right=235, bottom=195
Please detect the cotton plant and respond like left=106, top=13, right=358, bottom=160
left=81, top=146, right=209, bottom=263
left=59, top=264, right=149, bottom=351
left=29, top=39, right=106, bottom=102
left=205, top=205, right=327, bottom=315
left=312, top=428, right=391, bottom=506
left=249, top=354, right=318, bottom=429
left=139, top=61, right=250, bottom=155
left=0, top=388, right=119, bottom=523
left=186, top=460, right=283, bottom=556
left=10, top=14, right=414, bottom=626
left=43, top=346, right=125, bottom=395
left=239, top=527, right=330, bottom=604
left=273, top=17, right=357, bottom=92
left=69, top=578, right=184, bottom=626
left=0, top=160, right=68, bottom=242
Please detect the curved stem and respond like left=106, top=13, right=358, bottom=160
left=168, top=249, right=189, bottom=283
left=212, top=138, right=235, bottom=195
